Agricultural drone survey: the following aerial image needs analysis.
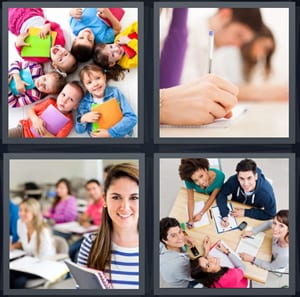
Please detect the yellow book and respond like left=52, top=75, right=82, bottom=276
left=91, top=98, right=123, bottom=131
left=28, top=27, right=57, bottom=46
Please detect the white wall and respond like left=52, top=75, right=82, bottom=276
left=160, top=158, right=289, bottom=218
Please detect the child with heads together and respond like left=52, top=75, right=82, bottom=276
left=9, top=81, right=84, bottom=138
left=69, top=8, right=121, bottom=62
left=8, top=60, right=66, bottom=108
left=75, top=64, right=137, bottom=138
left=93, top=21, right=138, bottom=80
left=9, top=8, right=78, bottom=74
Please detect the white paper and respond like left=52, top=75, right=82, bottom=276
left=211, top=203, right=238, bottom=233
left=53, top=221, right=99, bottom=234
left=9, top=249, right=27, bottom=260
left=235, top=232, right=265, bottom=256
left=185, top=201, right=210, bottom=228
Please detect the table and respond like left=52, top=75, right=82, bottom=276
left=160, top=102, right=288, bottom=138
left=168, top=187, right=273, bottom=284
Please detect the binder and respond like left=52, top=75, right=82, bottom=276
left=9, top=68, right=35, bottom=95
left=98, top=8, right=125, bottom=27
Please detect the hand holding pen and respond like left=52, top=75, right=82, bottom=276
left=220, top=216, right=230, bottom=228
left=241, top=230, right=255, bottom=239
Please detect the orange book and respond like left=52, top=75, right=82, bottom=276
left=91, top=98, right=123, bottom=131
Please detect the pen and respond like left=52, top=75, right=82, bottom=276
left=245, top=236, right=255, bottom=239
left=208, top=30, right=214, bottom=73
left=209, top=209, right=213, bottom=220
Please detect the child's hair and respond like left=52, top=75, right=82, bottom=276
left=275, top=209, right=289, bottom=242
left=179, top=158, right=210, bottom=182
left=93, top=43, right=127, bottom=81
left=19, top=198, right=49, bottom=256
left=87, top=163, right=139, bottom=271
left=66, top=80, right=84, bottom=99
left=190, top=258, right=229, bottom=288
left=79, top=64, right=116, bottom=85
left=235, top=158, right=257, bottom=174
left=71, top=43, right=94, bottom=63
left=55, top=58, right=78, bottom=75
left=52, top=178, right=72, bottom=210
left=47, top=71, right=67, bottom=94
left=160, top=217, right=181, bottom=243
left=241, top=25, right=275, bottom=82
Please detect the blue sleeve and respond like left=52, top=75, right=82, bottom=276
left=108, top=89, right=137, bottom=138
left=244, top=191, right=276, bottom=220
left=216, top=177, right=235, bottom=218
left=75, top=96, right=91, bottom=134
left=10, top=201, right=19, bottom=243
left=97, top=27, right=115, bottom=44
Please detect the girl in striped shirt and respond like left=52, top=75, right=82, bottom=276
left=77, top=163, right=139, bottom=289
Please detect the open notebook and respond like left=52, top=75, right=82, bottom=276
left=235, top=232, right=265, bottom=257
left=65, top=260, right=111, bottom=289
left=185, top=201, right=210, bottom=228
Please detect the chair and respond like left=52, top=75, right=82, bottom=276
left=24, top=236, right=70, bottom=289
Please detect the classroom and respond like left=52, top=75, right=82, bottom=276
left=8, top=158, right=140, bottom=290
left=159, top=157, right=292, bottom=289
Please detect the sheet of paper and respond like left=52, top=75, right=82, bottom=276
left=235, top=232, right=265, bottom=256
left=185, top=201, right=210, bottom=228
left=211, top=203, right=238, bottom=233
left=9, top=249, right=27, bottom=260
left=209, top=240, right=241, bottom=268
left=53, top=221, right=98, bottom=234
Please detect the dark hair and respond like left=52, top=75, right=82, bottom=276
left=93, top=43, right=127, bottom=81
left=160, top=217, right=181, bottom=243
left=179, top=158, right=209, bottom=182
left=67, top=81, right=84, bottom=99
left=85, top=179, right=101, bottom=187
left=87, top=163, right=139, bottom=271
left=104, top=164, right=114, bottom=174
left=229, top=8, right=263, bottom=33
left=190, top=258, right=229, bottom=288
left=275, top=209, right=289, bottom=242
left=235, top=159, right=257, bottom=174
left=52, top=178, right=72, bottom=209
left=47, top=71, right=67, bottom=94
left=242, top=24, right=275, bottom=82
left=71, top=42, right=94, bottom=63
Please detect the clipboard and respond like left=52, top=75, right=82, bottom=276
left=211, top=202, right=238, bottom=234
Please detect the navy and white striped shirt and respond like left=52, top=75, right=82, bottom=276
left=77, top=233, right=139, bottom=289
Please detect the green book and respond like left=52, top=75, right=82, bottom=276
left=21, top=34, right=52, bottom=58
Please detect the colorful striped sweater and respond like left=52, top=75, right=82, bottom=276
left=77, top=233, right=139, bottom=289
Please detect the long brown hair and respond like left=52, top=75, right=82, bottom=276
left=87, top=163, right=139, bottom=271
left=51, top=178, right=72, bottom=210
left=242, top=24, right=275, bottom=82
left=275, top=209, right=289, bottom=243
left=20, top=198, right=50, bottom=255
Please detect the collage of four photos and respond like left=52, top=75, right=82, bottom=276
left=2, top=1, right=296, bottom=296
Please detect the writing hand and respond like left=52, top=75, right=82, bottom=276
left=220, top=217, right=230, bottom=228
left=231, top=208, right=245, bottom=217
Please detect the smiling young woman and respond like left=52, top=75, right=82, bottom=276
left=77, top=163, right=139, bottom=289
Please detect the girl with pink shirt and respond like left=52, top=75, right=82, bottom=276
left=44, top=178, right=77, bottom=224
left=9, top=8, right=77, bottom=74
left=190, top=236, right=248, bottom=288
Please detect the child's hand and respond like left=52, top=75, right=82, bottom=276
left=193, top=212, right=203, bottom=222
left=69, top=8, right=83, bottom=20
left=216, top=242, right=228, bottom=254
left=97, top=8, right=110, bottom=19
left=42, top=128, right=55, bottom=138
left=117, top=36, right=131, bottom=45
left=15, top=79, right=30, bottom=94
left=239, top=252, right=254, bottom=262
left=15, top=32, right=30, bottom=47
left=81, top=112, right=100, bottom=123
left=91, top=129, right=111, bottom=138
left=203, top=236, right=211, bottom=252
left=31, top=117, right=45, bottom=136
left=39, top=23, right=51, bottom=39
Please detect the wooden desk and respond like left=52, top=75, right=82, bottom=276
left=169, top=187, right=273, bottom=284
left=160, top=102, right=288, bottom=138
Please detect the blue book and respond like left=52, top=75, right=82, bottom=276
left=9, top=68, right=35, bottom=95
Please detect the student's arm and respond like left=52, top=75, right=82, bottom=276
left=45, top=21, right=65, bottom=47
left=237, top=84, right=288, bottom=102
left=228, top=253, right=246, bottom=272
left=75, top=97, right=94, bottom=134
left=107, top=90, right=137, bottom=138
left=97, top=8, right=121, bottom=35
left=253, top=249, right=288, bottom=271
left=78, top=212, right=92, bottom=226
left=216, top=179, right=234, bottom=218
left=186, top=189, right=195, bottom=227
left=28, top=107, right=46, bottom=136
left=10, top=241, right=22, bottom=251
left=77, top=234, right=93, bottom=265
left=38, top=228, right=55, bottom=259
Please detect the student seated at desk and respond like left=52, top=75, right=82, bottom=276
left=43, top=178, right=78, bottom=224
left=217, top=158, right=276, bottom=227
left=77, top=163, right=139, bottom=289
left=239, top=209, right=289, bottom=271
left=160, top=217, right=201, bottom=288
left=190, top=236, right=248, bottom=288
left=69, top=179, right=104, bottom=262
left=10, top=198, right=55, bottom=288
left=179, top=158, right=225, bottom=229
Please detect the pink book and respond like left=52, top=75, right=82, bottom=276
left=98, top=8, right=125, bottom=27
left=30, top=104, right=70, bottom=137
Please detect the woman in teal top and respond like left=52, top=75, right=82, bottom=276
left=179, top=159, right=225, bottom=228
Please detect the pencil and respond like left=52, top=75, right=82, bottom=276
left=208, top=30, right=214, bottom=73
